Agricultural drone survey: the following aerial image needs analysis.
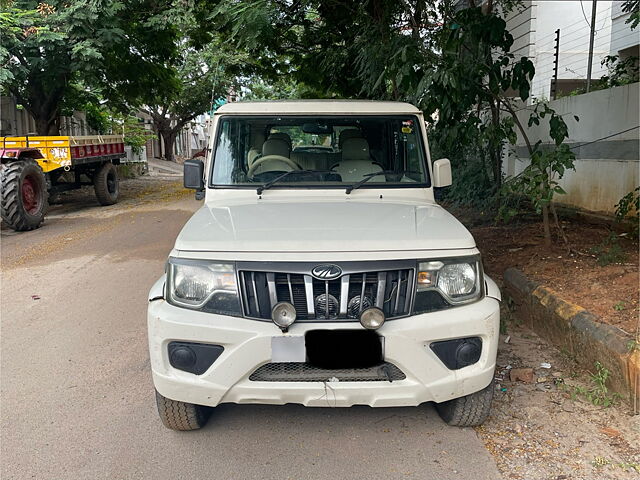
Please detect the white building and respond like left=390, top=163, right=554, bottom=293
left=506, top=1, right=638, bottom=101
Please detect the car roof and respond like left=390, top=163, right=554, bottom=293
left=215, top=100, right=421, bottom=115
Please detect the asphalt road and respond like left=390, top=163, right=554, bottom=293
left=1, top=177, right=502, bottom=480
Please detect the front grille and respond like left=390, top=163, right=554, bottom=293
left=249, top=362, right=406, bottom=382
left=239, top=263, right=414, bottom=321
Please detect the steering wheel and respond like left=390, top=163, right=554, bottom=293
left=248, top=155, right=302, bottom=178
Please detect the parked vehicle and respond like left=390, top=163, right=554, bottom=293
left=0, top=134, right=125, bottom=231
left=148, top=100, right=501, bottom=431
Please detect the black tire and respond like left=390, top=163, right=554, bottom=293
left=0, top=159, right=48, bottom=231
left=155, top=390, right=211, bottom=431
left=435, top=379, right=494, bottom=427
left=94, top=162, right=119, bottom=205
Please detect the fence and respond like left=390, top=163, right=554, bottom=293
left=530, top=2, right=638, bottom=102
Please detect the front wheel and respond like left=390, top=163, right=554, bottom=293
left=94, top=162, right=119, bottom=205
left=0, top=159, right=48, bottom=231
left=155, top=390, right=212, bottom=431
left=435, top=379, right=494, bottom=427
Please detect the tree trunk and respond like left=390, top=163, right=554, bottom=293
left=161, top=130, right=178, bottom=162
left=34, top=115, right=59, bottom=135
left=22, top=86, right=62, bottom=135
left=542, top=204, right=551, bottom=247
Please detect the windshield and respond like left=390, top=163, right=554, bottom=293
left=209, top=115, right=429, bottom=188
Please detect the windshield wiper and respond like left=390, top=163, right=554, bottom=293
left=345, top=170, right=423, bottom=194
left=256, top=170, right=334, bottom=195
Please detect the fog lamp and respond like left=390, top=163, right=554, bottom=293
left=360, top=307, right=385, bottom=330
left=271, top=302, right=297, bottom=331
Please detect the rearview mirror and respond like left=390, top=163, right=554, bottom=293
left=302, top=123, right=332, bottom=134
left=432, top=158, right=452, bottom=187
left=184, top=159, right=205, bottom=199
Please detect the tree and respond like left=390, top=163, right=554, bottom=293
left=141, top=42, right=241, bottom=162
left=0, top=0, right=178, bottom=135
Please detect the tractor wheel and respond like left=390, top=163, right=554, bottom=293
left=94, top=162, right=119, bottom=206
left=0, top=159, right=48, bottom=231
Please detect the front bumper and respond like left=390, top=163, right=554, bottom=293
left=148, top=290, right=500, bottom=408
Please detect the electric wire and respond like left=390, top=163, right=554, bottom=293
left=569, top=126, right=640, bottom=150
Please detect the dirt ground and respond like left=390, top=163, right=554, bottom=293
left=455, top=210, right=639, bottom=338
left=451, top=207, right=640, bottom=479
left=478, top=323, right=640, bottom=479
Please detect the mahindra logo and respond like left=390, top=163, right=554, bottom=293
left=311, top=264, right=342, bottom=280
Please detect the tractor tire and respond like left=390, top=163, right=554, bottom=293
left=435, top=379, right=494, bottom=427
left=0, top=159, right=48, bottom=231
left=94, top=162, right=119, bottom=206
left=155, top=390, right=212, bottom=431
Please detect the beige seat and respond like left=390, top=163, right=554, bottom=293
left=332, top=138, right=383, bottom=182
left=268, top=132, right=292, bottom=149
left=338, top=129, right=363, bottom=149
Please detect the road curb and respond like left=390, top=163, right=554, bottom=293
left=504, top=268, right=639, bottom=412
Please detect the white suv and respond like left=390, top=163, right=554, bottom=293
left=148, top=100, right=501, bottom=430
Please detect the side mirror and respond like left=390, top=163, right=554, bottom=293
left=432, top=158, right=452, bottom=187
left=184, top=159, right=205, bottom=199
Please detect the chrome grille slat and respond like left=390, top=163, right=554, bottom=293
left=394, top=270, right=402, bottom=315
left=359, top=272, right=367, bottom=314
left=286, top=274, right=294, bottom=303
left=339, top=275, right=350, bottom=315
left=404, top=270, right=413, bottom=312
left=304, top=275, right=315, bottom=315
left=324, top=281, right=329, bottom=320
left=375, top=272, right=387, bottom=309
left=251, top=272, right=260, bottom=316
left=266, top=272, right=277, bottom=308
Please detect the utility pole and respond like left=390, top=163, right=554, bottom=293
left=586, top=0, right=597, bottom=92
left=552, top=29, right=560, bottom=100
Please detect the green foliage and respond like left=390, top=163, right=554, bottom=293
left=142, top=37, right=244, bottom=161
left=1, top=0, right=178, bottom=134
left=613, top=301, right=626, bottom=311
left=622, top=0, right=640, bottom=29
left=599, top=55, right=640, bottom=88
left=572, top=362, right=621, bottom=407
left=614, top=186, right=640, bottom=238
left=499, top=102, right=576, bottom=223
left=589, top=233, right=627, bottom=266
left=116, top=116, right=154, bottom=156
left=84, top=103, right=111, bottom=134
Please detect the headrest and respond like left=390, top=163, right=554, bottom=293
left=262, top=138, right=290, bottom=158
left=268, top=132, right=292, bottom=148
left=341, top=137, right=369, bottom=161
left=339, top=129, right=363, bottom=148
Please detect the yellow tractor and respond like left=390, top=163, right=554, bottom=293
left=0, top=134, right=126, bottom=231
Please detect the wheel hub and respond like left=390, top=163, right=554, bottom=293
left=22, top=175, right=40, bottom=214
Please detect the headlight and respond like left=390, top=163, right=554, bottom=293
left=167, top=259, right=241, bottom=315
left=416, top=256, right=483, bottom=305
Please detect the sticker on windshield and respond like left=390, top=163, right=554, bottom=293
left=402, top=126, right=412, bottom=134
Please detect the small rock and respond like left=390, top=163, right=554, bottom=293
left=504, top=335, right=511, bottom=344
left=510, top=368, right=534, bottom=383
left=537, top=376, right=549, bottom=383
left=600, top=427, right=622, bottom=438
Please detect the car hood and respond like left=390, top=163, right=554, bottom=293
left=175, top=198, right=475, bottom=253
